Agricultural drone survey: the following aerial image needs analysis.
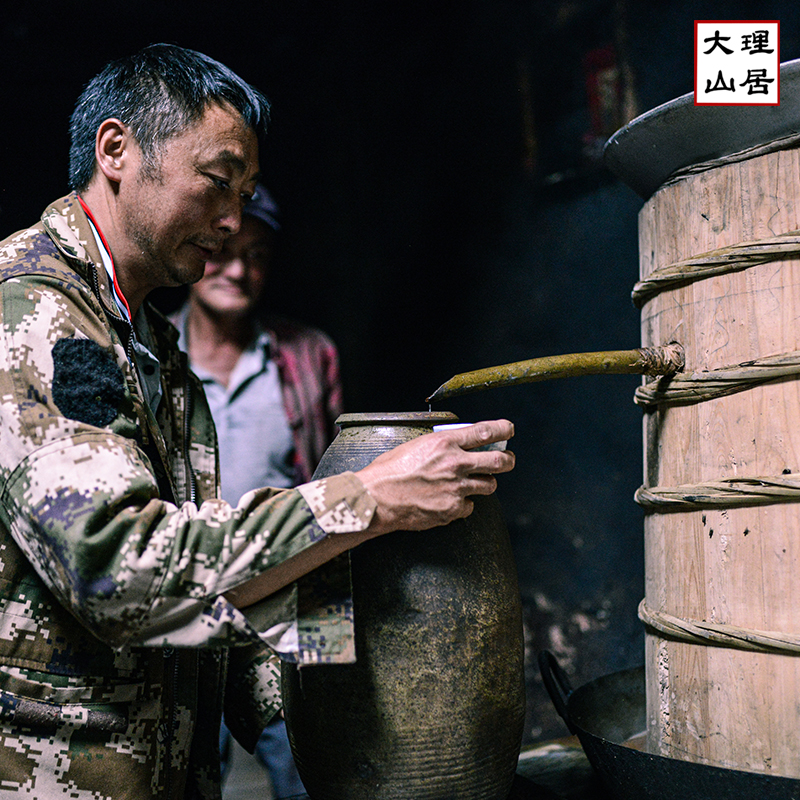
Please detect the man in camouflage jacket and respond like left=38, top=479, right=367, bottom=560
left=0, top=189, right=380, bottom=797
left=0, top=45, right=514, bottom=799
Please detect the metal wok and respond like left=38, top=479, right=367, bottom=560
left=539, top=650, right=800, bottom=800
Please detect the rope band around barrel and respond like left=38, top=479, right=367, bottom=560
left=638, top=599, right=800, bottom=655
left=660, top=129, right=800, bottom=192
left=631, top=230, right=800, bottom=308
left=635, top=473, right=800, bottom=511
left=633, top=133, right=800, bottom=306
left=634, top=351, right=800, bottom=408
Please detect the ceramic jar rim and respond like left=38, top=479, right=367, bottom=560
left=335, top=411, right=459, bottom=427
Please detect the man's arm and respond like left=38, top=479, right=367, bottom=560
left=224, top=420, right=514, bottom=607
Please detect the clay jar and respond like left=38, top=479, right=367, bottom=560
left=281, top=412, right=525, bottom=799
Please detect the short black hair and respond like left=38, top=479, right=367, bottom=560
left=68, top=43, right=270, bottom=191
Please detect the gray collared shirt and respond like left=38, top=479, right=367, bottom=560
left=173, top=307, right=295, bottom=504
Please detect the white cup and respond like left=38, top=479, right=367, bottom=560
left=432, top=422, right=508, bottom=451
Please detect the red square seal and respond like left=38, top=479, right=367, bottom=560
left=695, top=20, right=780, bottom=106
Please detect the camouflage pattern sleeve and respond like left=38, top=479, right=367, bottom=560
left=296, top=470, right=377, bottom=532
left=223, top=644, right=283, bottom=752
left=0, top=272, right=359, bottom=655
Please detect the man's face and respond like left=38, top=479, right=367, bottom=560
left=118, top=102, right=260, bottom=292
left=190, top=215, right=273, bottom=320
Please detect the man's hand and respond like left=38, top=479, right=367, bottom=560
left=224, top=420, right=515, bottom=608
left=356, top=419, right=515, bottom=535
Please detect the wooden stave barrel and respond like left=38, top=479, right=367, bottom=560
left=639, top=149, right=800, bottom=775
left=606, top=62, right=800, bottom=778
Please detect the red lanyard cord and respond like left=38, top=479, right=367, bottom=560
left=76, top=195, right=133, bottom=322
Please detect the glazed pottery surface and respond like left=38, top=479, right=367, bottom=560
left=282, top=412, right=526, bottom=800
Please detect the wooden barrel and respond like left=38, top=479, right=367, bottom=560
left=605, top=59, right=800, bottom=777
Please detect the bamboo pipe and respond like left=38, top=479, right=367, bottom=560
left=426, top=342, right=685, bottom=404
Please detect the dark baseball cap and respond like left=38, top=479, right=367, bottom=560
left=245, top=184, right=281, bottom=231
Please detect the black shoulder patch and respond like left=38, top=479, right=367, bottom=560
left=52, top=338, right=125, bottom=427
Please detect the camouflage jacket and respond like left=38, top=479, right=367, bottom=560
left=0, top=194, right=373, bottom=799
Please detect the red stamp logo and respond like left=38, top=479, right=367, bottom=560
left=695, top=21, right=780, bottom=105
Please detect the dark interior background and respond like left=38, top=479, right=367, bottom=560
left=3, top=0, right=798, bottom=744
